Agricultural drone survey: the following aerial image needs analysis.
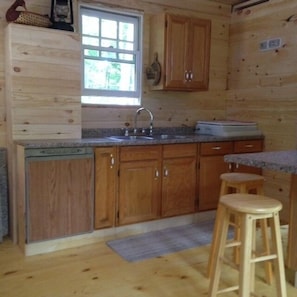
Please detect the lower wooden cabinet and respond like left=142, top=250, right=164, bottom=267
left=94, top=147, right=118, bottom=229
left=94, top=139, right=263, bottom=227
left=161, top=144, right=197, bottom=217
left=118, top=145, right=162, bottom=225
left=26, top=154, right=94, bottom=242
left=198, top=141, right=233, bottom=211
left=198, top=139, right=263, bottom=211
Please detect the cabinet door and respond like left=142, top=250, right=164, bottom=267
left=162, top=156, right=197, bottom=217
left=198, top=142, right=233, bottom=211
left=162, top=144, right=197, bottom=217
left=165, top=14, right=189, bottom=89
left=199, top=155, right=230, bottom=211
left=27, top=157, right=93, bottom=242
left=94, top=147, right=117, bottom=229
left=118, top=159, right=161, bottom=225
left=188, top=18, right=211, bottom=90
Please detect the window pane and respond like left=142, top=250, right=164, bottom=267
left=101, top=51, right=117, bottom=59
left=119, top=53, right=133, bottom=61
left=119, top=41, right=133, bottom=50
left=101, top=39, right=117, bottom=49
left=82, top=36, right=99, bottom=46
left=101, top=19, right=117, bottom=39
left=82, top=15, right=99, bottom=36
left=119, top=22, right=134, bottom=42
left=84, top=49, right=99, bottom=57
left=84, top=59, right=135, bottom=91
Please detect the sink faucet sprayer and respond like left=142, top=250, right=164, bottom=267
left=134, top=107, right=154, bottom=136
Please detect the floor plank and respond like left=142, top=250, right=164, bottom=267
left=1, top=228, right=297, bottom=297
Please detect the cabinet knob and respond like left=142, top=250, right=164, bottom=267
left=184, top=71, right=189, bottom=81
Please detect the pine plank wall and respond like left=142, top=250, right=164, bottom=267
left=0, top=0, right=297, bottom=222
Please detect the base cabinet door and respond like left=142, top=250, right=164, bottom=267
left=94, top=147, right=118, bottom=229
left=198, top=142, right=233, bottom=211
left=118, top=146, right=162, bottom=225
left=162, top=144, right=197, bottom=217
left=27, top=156, right=94, bottom=242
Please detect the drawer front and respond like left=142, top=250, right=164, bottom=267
left=120, top=145, right=162, bottom=161
left=200, top=141, right=233, bottom=156
left=234, top=140, right=263, bottom=153
left=163, top=143, right=197, bottom=158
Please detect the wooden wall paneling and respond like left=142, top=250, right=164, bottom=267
left=227, top=0, right=297, bottom=222
left=6, top=23, right=82, bottom=140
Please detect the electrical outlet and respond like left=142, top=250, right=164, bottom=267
left=260, top=38, right=282, bottom=51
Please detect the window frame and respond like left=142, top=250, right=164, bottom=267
left=79, top=5, right=143, bottom=106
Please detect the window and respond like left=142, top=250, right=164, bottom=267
left=80, top=6, right=143, bottom=106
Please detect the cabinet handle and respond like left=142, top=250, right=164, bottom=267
left=184, top=71, right=189, bottom=81
left=110, top=154, right=115, bottom=168
left=235, top=163, right=239, bottom=169
left=164, top=167, right=169, bottom=177
left=211, top=146, right=222, bottom=150
left=155, top=169, right=159, bottom=179
left=244, top=144, right=254, bottom=148
left=188, top=71, right=193, bottom=81
left=228, top=163, right=232, bottom=171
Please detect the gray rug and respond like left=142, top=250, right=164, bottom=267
left=107, top=220, right=224, bottom=262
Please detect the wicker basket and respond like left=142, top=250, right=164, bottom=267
left=13, top=11, right=52, bottom=28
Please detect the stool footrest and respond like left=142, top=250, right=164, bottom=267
left=251, top=254, right=277, bottom=263
left=217, top=285, right=239, bottom=294
left=225, top=240, right=241, bottom=248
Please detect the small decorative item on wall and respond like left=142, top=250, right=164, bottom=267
left=50, top=0, right=74, bottom=32
left=146, top=53, right=161, bottom=86
left=6, top=0, right=52, bottom=28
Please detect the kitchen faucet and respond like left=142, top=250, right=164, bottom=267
left=134, top=107, right=154, bottom=136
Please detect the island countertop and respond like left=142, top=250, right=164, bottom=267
left=224, top=150, right=297, bottom=174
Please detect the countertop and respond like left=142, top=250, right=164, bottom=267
left=15, top=134, right=264, bottom=149
left=224, top=150, right=297, bottom=174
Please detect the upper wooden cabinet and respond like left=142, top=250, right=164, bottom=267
left=149, top=13, right=211, bottom=91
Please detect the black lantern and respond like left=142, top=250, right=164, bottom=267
left=50, top=0, right=74, bottom=31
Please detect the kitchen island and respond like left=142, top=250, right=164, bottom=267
left=224, top=150, right=297, bottom=287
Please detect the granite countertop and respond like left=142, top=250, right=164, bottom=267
left=15, top=134, right=264, bottom=149
left=224, top=150, right=297, bottom=174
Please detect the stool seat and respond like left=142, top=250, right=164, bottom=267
left=208, top=193, right=287, bottom=297
left=221, top=193, right=282, bottom=214
left=220, top=172, right=265, bottom=196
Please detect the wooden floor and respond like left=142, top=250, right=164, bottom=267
left=1, top=230, right=297, bottom=297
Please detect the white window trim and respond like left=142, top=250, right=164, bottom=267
left=79, top=4, right=143, bottom=106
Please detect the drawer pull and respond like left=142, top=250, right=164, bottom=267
left=212, top=146, right=222, bottom=150
left=245, top=144, right=254, bottom=148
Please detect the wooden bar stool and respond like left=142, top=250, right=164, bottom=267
left=207, top=172, right=273, bottom=285
left=208, top=193, right=287, bottom=297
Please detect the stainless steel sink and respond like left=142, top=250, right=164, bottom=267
left=152, top=134, right=192, bottom=139
left=107, top=135, right=154, bottom=141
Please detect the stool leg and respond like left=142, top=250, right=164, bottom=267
left=239, top=213, right=253, bottom=297
left=260, top=219, right=274, bottom=284
left=208, top=204, right=230, bottom=297
left=270, top=212, right=287, bottom=297
left=207, top=203, right=225, bottom=278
